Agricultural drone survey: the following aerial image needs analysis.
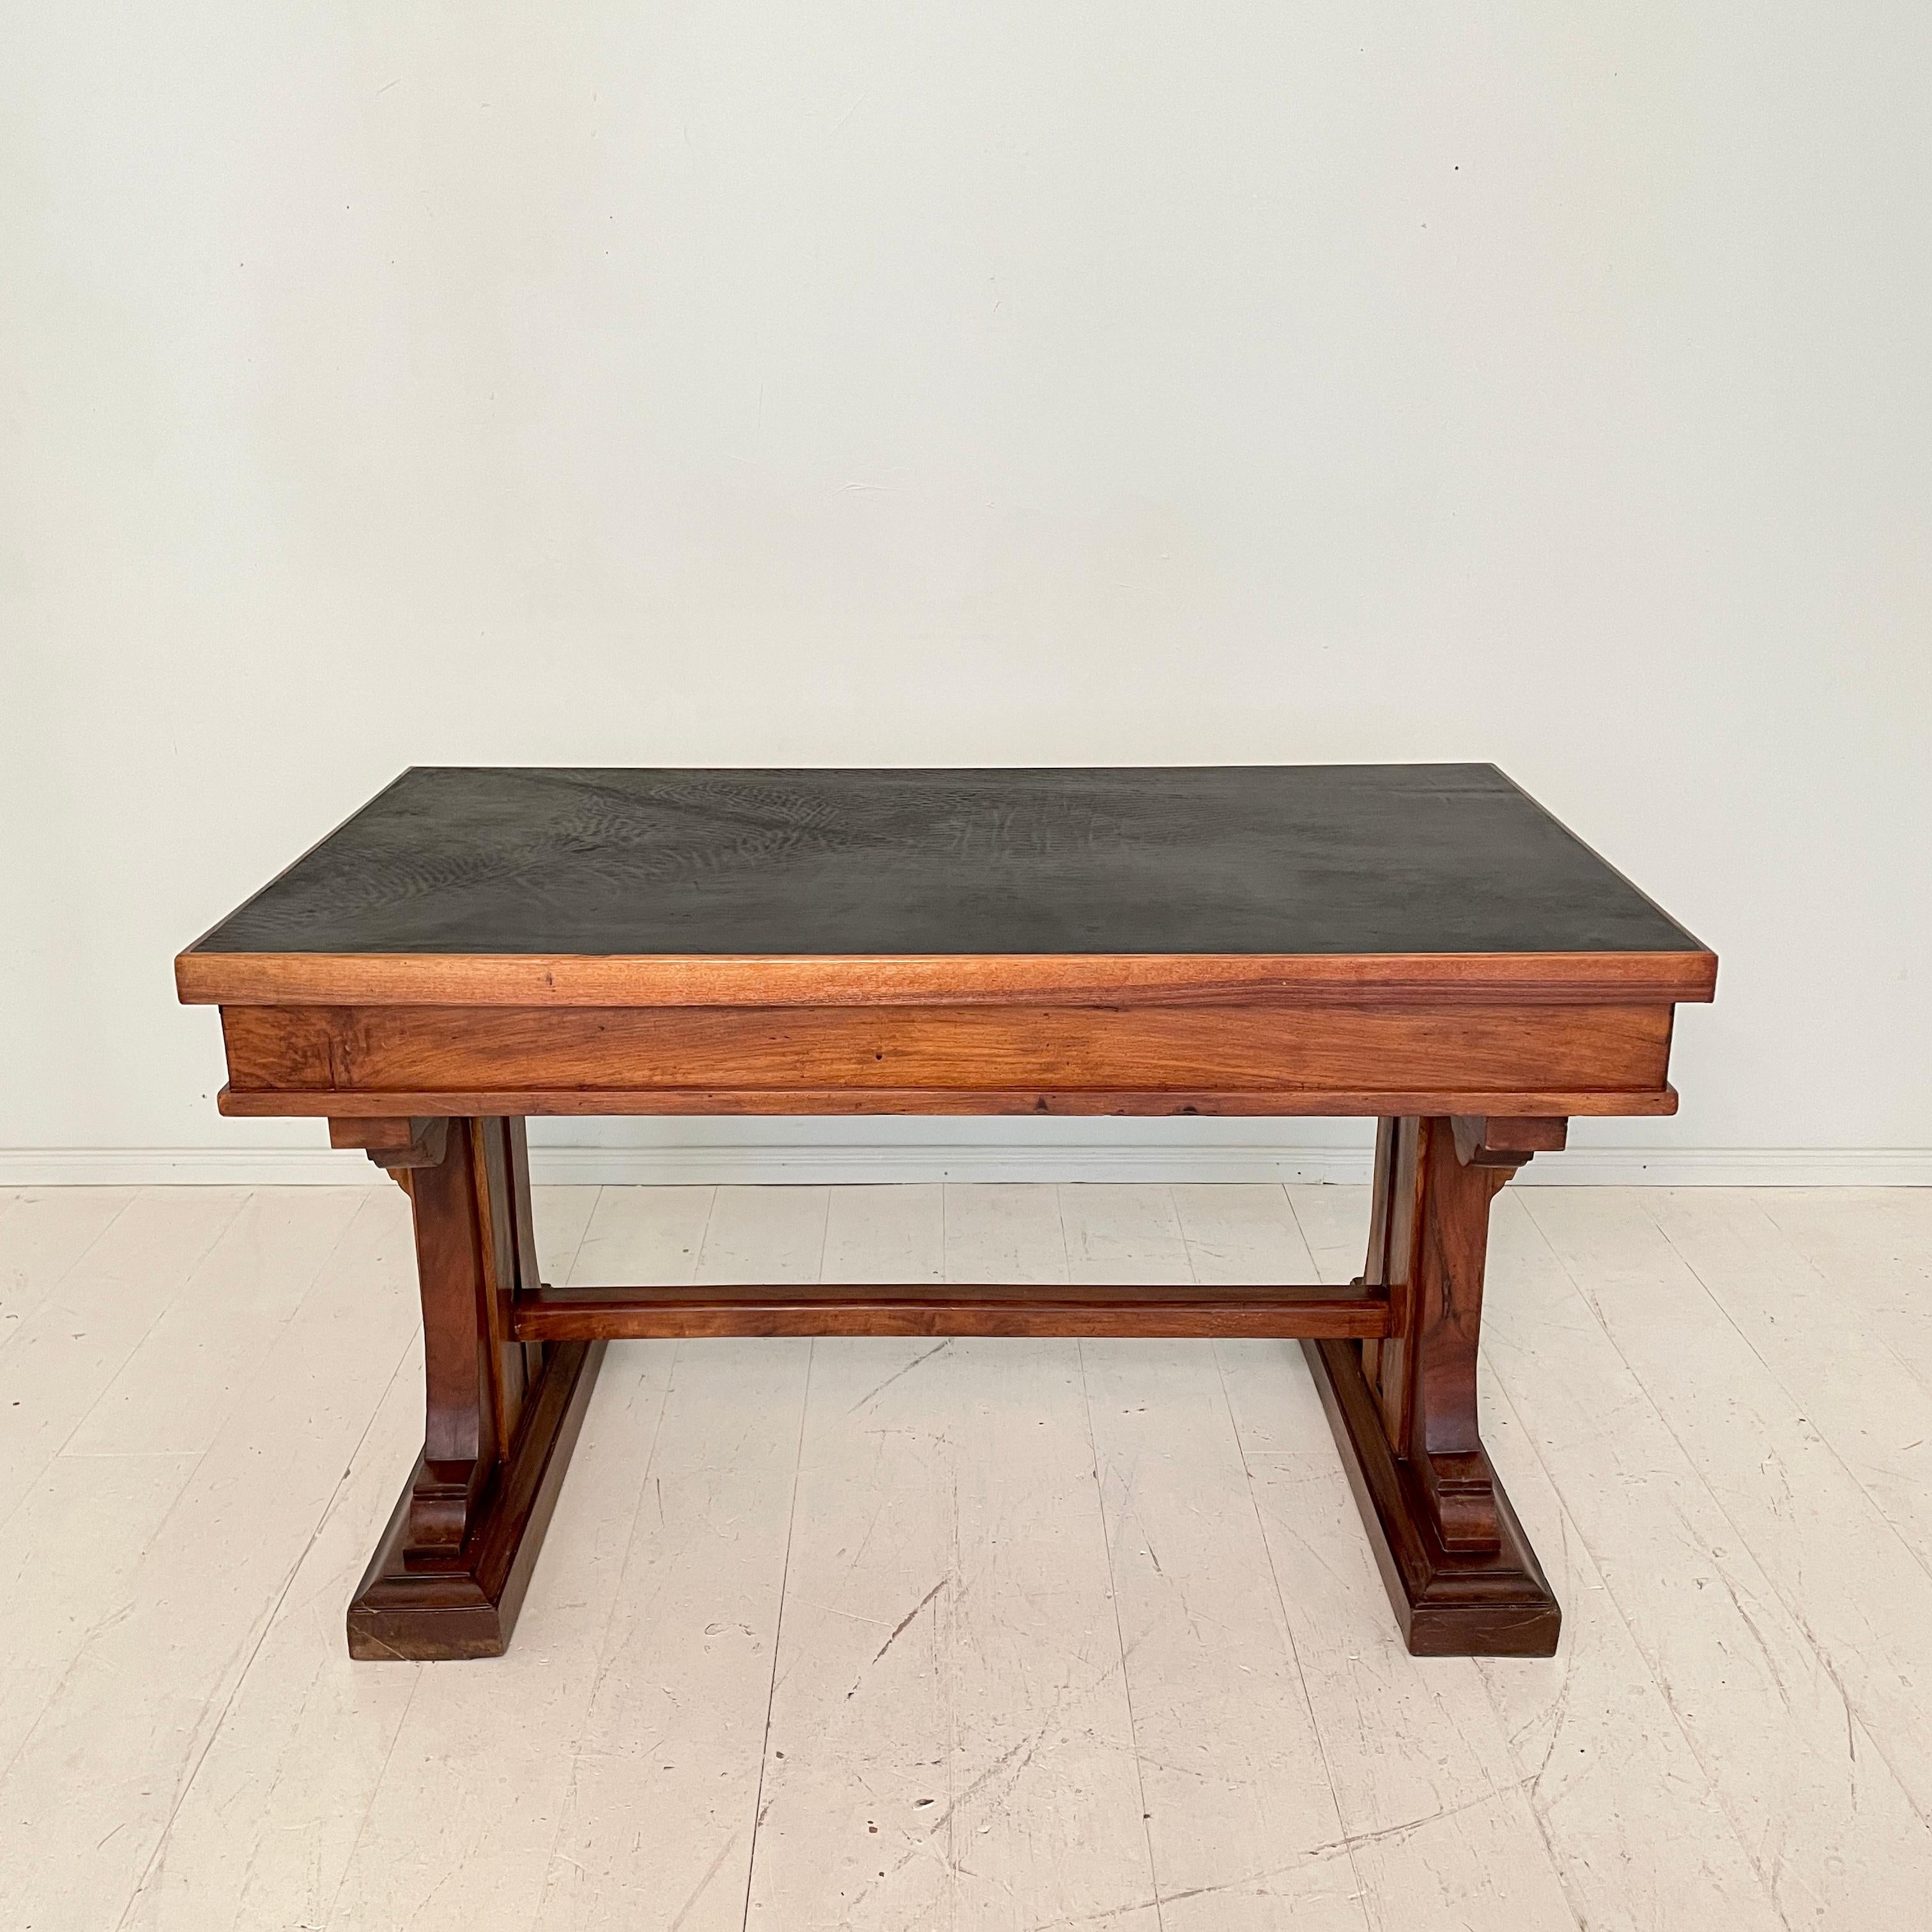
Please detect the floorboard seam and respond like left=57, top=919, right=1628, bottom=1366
left=736, top=1338, right=815, bottom=1932
left=1076, top=1337, right=1169, bottom=1931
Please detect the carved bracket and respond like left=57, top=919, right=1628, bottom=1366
left=329, top=1116, right=451, bottom=1188
left=1450, top=1114, right=1567, bottom=1170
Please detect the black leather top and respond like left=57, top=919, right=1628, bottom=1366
left=188, top=765, right=1704, bottom=958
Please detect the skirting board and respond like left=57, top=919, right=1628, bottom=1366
left=3, top=1145, right=1929, bottom=1189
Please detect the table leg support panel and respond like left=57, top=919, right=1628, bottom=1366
left=344, top=1114, right=604, bottom=1661
left=1308, top=1114, right=1561, bottom=1657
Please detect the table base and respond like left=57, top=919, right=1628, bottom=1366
left=335, top=1111, right=1561, bottom=1661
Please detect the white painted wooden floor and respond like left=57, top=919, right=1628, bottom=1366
left=1, top=1183, right=1929, bottom=1930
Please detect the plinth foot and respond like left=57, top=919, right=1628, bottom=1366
left=348, top=1336, right=604, bottom=1661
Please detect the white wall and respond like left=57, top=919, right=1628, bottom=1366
left=5, top=4, right=1928, bottom=1182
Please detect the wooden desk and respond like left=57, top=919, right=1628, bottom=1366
left=177, top=765, right=1715, bottom=1661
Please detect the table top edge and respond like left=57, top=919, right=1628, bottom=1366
left=176, top=947, right=1720, bottom=1008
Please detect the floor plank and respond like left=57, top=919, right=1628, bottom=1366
left=1759, top=1186, right=1932, bottom=1389
left=1642, top=1186, right=1932, bottom=1574
left=942, top=1183, right=1069, bottom=1284
left=1475, top=1370, right=1786, bottom=1932
left=696, top=1186, right=829, bottom=1285
left=530, top=1338, right=808, bottom=1932
left=0, top=1185, right=137, bottom=1340
left=1486, top=1192, right=1932, bottom=1926
left=823, top=1182, right=944, bottom=1284
left=69, top=1186, right=366, bottom=1456
left=738, top=1334, right=964, bottom=1931
left=531, top=1184, right=603, bottom=1286
left=1517, top=1189, right=1932, bottom=1834
left=1060, top=1183, right=1190, bottom=1285
left=1084, top=1337, right=1368, bottom=1929
left=747, top=1331, right=1159, bottom=1929
left=0, top=1187, right=422, bottom=1932
left=1172, top=1181, right=1317, bottom=1285
left=1080, top=1183, right=1361, bottom=1928
left=569, top=1183, right=712, bottom=1287
left=0, top=1449, right=201, bottom=1781
left=0, top=1187, right=250, bottom=1531
left=1283, top=1183, right=1372, bottom=1285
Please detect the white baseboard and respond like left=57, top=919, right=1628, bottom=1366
left=3, top=1143, right=1928, bottom=1189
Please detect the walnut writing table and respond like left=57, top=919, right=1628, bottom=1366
left=176, top=765, right=1715, bottom=1661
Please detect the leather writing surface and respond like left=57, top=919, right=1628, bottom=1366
left=190, top=765, right=1703, bottom=959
